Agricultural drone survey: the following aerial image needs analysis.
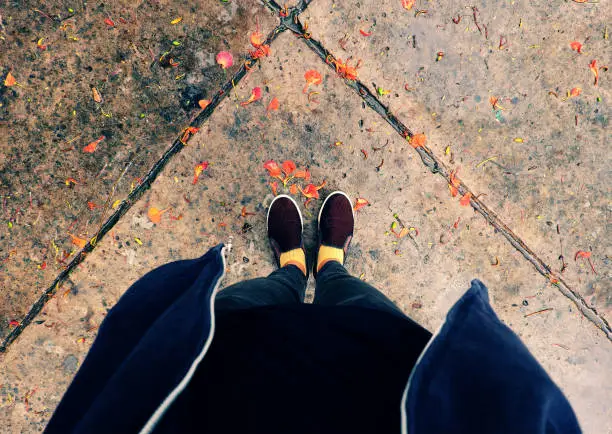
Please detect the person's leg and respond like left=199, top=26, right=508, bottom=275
left=216, top=194, right=308, bottom=312
left=216, top=264, right=307, bottom=311
left=313, top=191, right=406, bottom=319
left=314, top=261, right=406, bottom=318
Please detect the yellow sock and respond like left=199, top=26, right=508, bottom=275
left=280, top=248, right=307, bottom=276
left=317, top=245, right=344, bottom=273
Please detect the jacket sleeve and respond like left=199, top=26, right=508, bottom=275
left=45, top=244, right=225, bottom=434
left=404, top=279, right=581, bottom=434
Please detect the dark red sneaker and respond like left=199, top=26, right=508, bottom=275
left=315, top=191, right=355, bottom=275
left=267, top=194, right=306, bottom=271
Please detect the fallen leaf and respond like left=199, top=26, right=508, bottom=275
left=401, top=0, right=416, bottom=10
left=87, top=201, right=96, bottom=210
left=198, top=99, right=211, bottom=109
left=574, top=250, right=591, bottom=260
left=216, top=51, right=234, bottom=69
left=281, top=160, right=297, bottom=176
left=91, top=86, right=102, bottom=103
left=354, top=197, right=369, bottom=211
left=589, top=59, right=599, bottom=86
left=303, top=69, right=322, bottom=93
left=459, top=192, right=472, bottom=206
left=83, top=135, right=105, bottom=153
left=192, top=161, right=209, bottom=185
left=4, top=72, right=17, bottom=87
left=359, top=29, right=372, bottom=37
left=240, top=87, right=262, bottom=106
left=409, top=133, right=426, bottom=149
left=65, top=177, right=78, bottom=186
left=104, top=17, right=115, bottom=27
left=148, top=207, right=169, bottom=224
left=170, top=17, right=183, bottom=25
left=569, top=87, right=582, bottom=97
left=69, top=234, right=88, bottom=249
left=266, top=97, right=279, bottom=114
left=289, top=184, right=299, bottom=195
left=264, top=160, right=282, bottom=178
left=569, top=41, right=583, bottom=53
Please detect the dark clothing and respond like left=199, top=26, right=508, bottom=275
left=45, top=244, right=580, bottom=434
left=159, top=305, right=431, bottom=434
left=160, top=262, right=431, bottom=433
left=216, top=260, right=407, bottom=319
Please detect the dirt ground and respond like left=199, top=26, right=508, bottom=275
left=1, top=0, right=610, bottom=432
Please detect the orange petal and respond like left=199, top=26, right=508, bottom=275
left=401, top=0, right=416, bottom=10
left=148, top=207, right=169, bottom=224
left=489, top=96, right=499, bottom=109
left=459, top=192, right=472, bottom=206
left=87, top=201, right=97, bottom=210
left=300, top=184, right=320, bottom=199
left=354, top=198, right=369, bottom=211
left=270, top=181, right=279, bottom=196
left=574, top=250, right=591, bottom=260
left=409, top=133, right=426, bottom=149
left=359, top=29, right=372, bottom=37
left=216, top=51, right=234, bottom=69
left=569, top=87, right=582, bottom=97
left=83, top=136, right=105, bottom=153
left=104, top=17, right=115, bottom=27
left=198, top=99, right=211, bottom=109
left=69, top=234, right=88, bottom=249
left=250, top=31, right=264, bottom=48
left=289, top=184, right=298, bottom=195
left=267, top=97, right=279, bottom=113
left=569, top=41, right=582, bottom=53
left=240, top=87, right=262, bottom=107
left=282, top=160, right=297, bottom=176
left=294, top=168, right=310, bottom=181
left=264, top=160, right=282, bottom=177
left=4, top=72, right=17, bottom=87
left=303, top=69, right=322, bottom=93
left=92, top=86, right=103, bottom=103
left=192, top=161, right=209, bottom=185
left=589, top=59, right=599, bottom=86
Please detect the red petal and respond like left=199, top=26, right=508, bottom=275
left=216, top=51, right=234, bottom=69
left=282, top=160, right=297, bottom=176
left=459, top=192, right=472, bottom=206
left=264, top=160, right=282, bottom=177
left=574, top=250, right=591, bottom=260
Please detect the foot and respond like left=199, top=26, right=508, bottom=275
left=267, top=195, right=307, bottom=276
left=315, top=191, right=355, bottom=275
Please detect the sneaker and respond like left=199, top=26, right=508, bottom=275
left=315, top=191, right=355, bottom=275
left=267, top=195, right=307, bottom=275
